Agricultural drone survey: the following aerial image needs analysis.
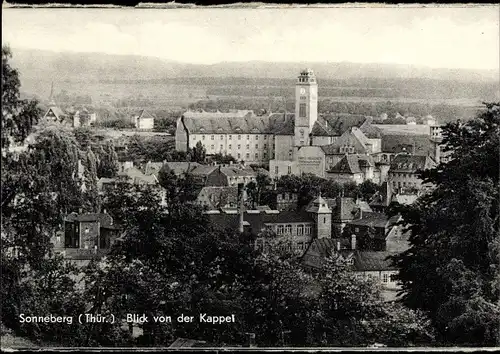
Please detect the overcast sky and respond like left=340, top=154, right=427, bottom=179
left=2, top=5, right=499, bottom=70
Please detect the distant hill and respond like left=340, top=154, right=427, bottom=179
left=11, top=48, right=499, bottom=83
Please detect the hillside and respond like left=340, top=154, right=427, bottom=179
left=11, top=48, right=499, bottom=83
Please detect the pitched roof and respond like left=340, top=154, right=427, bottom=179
left=65, top=213, right=114, bottom=228
left=162, top=162, right=200, bottom=176
left=359, top=118, right=383, bottom=139
left=306, top=195, right=332, bottom=213
left=311, top=117, right=337, bottom=136
left=389, top=154, right=436, bottom=172
left=301, top=241, right=397, bottom=271
left=373, top=124, right=431, bottom=136
left=321, top=114, right=369, bottom=135
left=190, top=165, right=219, bottom=176
left=320, top=127, right=370, bottom=155
left=218, top=165, right=256, bottom=177
left=45, top=106, right=65, bottom=120
left=353, top=251, right=398, bottom=271
left=381, top=134, right=433, bottom=155
left=181, top=111, right=294, bottom=135
left=135, top=109, right=154, bottom=120
left=313, top=197, right=360, bottom=222
left=197, top=186, right=238, bottom=209
left=329, top=155, right=361, bottom=174
left=328, top=154, right=374, bottom=174
left=207, top=210, right=313, bottom=233
left=347, top=212, right=398, bottom=230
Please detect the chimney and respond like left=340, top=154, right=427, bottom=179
left=351, top=234, right=356, bottom=250
left=238, top=183, right=245, bottom=233
left=245, top=333, right=256, bottom=348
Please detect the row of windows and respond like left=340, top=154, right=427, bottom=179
left=392, top=181, right=418, bottom=188
left=208, top=144, right=268, bottom=150
left=197, top=134, right=273, bottom=141
left=274, top=166, right=293, bottom=175
left=273, top=224, right=312, bottom=236
left=390, top=172, right=417, bottom=178
left=339, top=146, right=356, bottom=153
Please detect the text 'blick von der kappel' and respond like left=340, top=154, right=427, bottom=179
left=126, top=313, right=236, bottom=324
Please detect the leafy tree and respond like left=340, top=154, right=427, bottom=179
left=96, top=141, right=120, bottom=178
left=157, top=166, right=200, bottom=207
left=311, top=258, right=435, bottom=346
left=245, top=181, right=257, bottom=208
left=389, top=103, right=500, bottom=346
left=190, top=141, right=206, bottom=163
left=81, top=146, right=100, bottom=212
left=359, top=180, right=378, bottom=201
left=1, top=45, right=42, bottom=149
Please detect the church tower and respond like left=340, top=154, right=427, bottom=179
left=307, top=193, right=332, bottom=239
left=294, top=69, right=318, bottom=149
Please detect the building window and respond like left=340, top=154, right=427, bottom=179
left=238, top=135, right=241, bottom=140
left=246, top=153, right=250, bottom=159
left=300, top=140, right=304, bottom=146
left=255, top=153, right=259, bottom=159
left=299, top=103, right=307, bottom=118
left=264, top=152, right=267, bottom=158
left=305, top=225, right=312, bottom=235
left=220, top=144, right=223, bottom=150
left=211, top=135, right=214, bottom=140
left=390, top=274, right=397, bottom=282
left=297, top=224, right=304, bottom=235
left=246, top=144, right=250, bottom=149
left=300, top=129, right=305, bottom=138
left=264, top=135, right=267, bottom=140
left=256, top=135, right=259, bottom=140
left=324, top=217, right=326, bottom=224
left=229, top=135, right=232, bottom=140
left=229, top=144, right=232, bottom=149
left=285, top=224, right=292, bottom=235
left=221, top=135, right=224, bottom=140
left=277, top=225, right=284, bottom=235
left=237, top=153, right=241, bottom=159
left=238, top=144, right=241, bottom=149
left=264, top=144, right=267, bottom=149
left=255, top=144, right=258, bottom=149
left=202, top=135, right=205, bottom=140
left=383, top=273, right=388, bottom=283
left=211, top=144, right=214, bottom=150
left=275, top=166, right=279, bottom=175
left=247, top=135, right=250, bottom=140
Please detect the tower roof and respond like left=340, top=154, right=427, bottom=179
left=307, top=194, right=331, bottom=214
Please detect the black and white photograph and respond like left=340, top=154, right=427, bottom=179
left=1, top=3, right=499, bottom=350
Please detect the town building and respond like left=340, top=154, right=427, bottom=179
left=196, top=186, right=238, bottom=210
left=53, top=212, right=121, bottom=267
left=387, top=154, right=436, bottom=192
left=301, top=238, right=401, bottom=301
left=133, top=110, right=155, bottom=130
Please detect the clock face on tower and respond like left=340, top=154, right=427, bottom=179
left=300, top=88, right=306, bottom=95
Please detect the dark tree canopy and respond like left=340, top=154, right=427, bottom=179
left=1, top=46, right=41, bottom=149
left=389, top=103, right=500, bottom=346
